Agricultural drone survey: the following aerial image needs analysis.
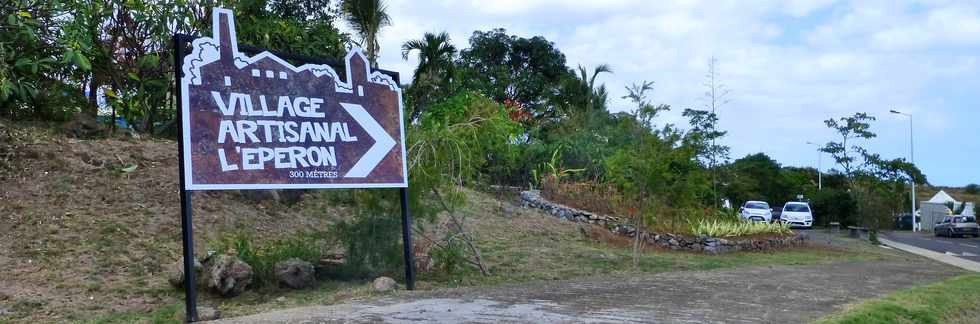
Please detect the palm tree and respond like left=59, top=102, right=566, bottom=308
left=576, top=64, right=612, bottom=112
left=340, top=0, right=391, bottom=67
left=402, top=32, right=456, bottom=85
left=557, top=64, right=612, bottom=118
left=401, top=32, right=457, bottom=119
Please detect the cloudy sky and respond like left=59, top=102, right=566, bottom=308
left=353, top=0, right=980, bottom=186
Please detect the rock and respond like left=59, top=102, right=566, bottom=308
left=197, top=306, right=220, bottom=321
left=500, top=204, right=516, bottom=216
left=704, top=246, right=719, bottom=255
left=167, top=259, right=204, bottom=288
left=274, top=258, right=316, bottom=289
left=372, top=276, right=398, bottom=292
left=276, top=296, right=287, bottom=303
left=63, top=112, right=106, bottom=138
left=202, top=255, right=253, bottom=297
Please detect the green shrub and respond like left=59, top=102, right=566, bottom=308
left=809, top=188, right=858, bottom=227
left=209, top=232, right=323, bottom=287
left=332, top=198, right=404, bottom=279
left=431, top=233, right=467, bottom=275
left=689, top=219, right=792, bottom=238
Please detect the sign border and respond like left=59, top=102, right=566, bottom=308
left=179, top=8, right=408, bottom=191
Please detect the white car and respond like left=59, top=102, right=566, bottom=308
left=740, top=201, right=773, bottom=222
left=781, top=202, right=813, bottom=228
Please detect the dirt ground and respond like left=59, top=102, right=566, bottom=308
left=0, top=122, right=348, bottom=322
left=212, top=258, right=962, bottom=324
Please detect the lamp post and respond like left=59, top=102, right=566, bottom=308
left=806, top=141, right=823, bottom=191
left=890, top=109, right=916, bottom=232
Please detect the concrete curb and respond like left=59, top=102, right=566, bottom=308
left=879, top=237, right=980, bottom=272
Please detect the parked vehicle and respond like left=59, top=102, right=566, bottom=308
left=894, top=214, right=916, bottom=230
left=740, top=201, right=772, bottom=222
left=934, top=216, right=979, bottom=238
left=771, top=206, right=783, bottom=223
left=780, top=202, right=813, bottom=228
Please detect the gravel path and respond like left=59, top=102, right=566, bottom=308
left=209, top=259, right=961, bottom=323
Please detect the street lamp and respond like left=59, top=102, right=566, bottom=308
left=806, top=141, right=823, bottom=190
left=891, top=109, right=916, bottom=232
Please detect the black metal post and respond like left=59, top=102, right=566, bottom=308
left=399, top=187, right=416, bottom=290
left=173, top=33, right=199, bottom=323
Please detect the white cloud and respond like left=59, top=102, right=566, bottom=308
left=350, top=0, right=980, bottom=185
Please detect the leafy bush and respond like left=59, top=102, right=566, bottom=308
left=689, top=219, right=792, bottom=238
left=809, top=188, right=858, bottom=227
left=209, top=232, right=323, bottom=287
left=430, top=233, right=467, bottom=275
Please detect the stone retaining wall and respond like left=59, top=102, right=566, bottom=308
left=520, top=190, right=805, bottom=254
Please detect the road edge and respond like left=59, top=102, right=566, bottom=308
left=879, top=237, right=980, bottom=272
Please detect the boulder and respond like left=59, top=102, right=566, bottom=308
left=167, top=259, right=203, bottom=288
left=202, top=255, right=253, bottom=297
left=372, top=276, right=397, bottom=292
left=274, top=258, right=316, bottom=289
left=197, top=306, right=221, bottom=321
left=63, top=112, right=106, bottom=138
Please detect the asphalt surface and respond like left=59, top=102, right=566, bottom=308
left=885, top=230, right=980, bottom=263
left=210, top=260, right=960, bottom=324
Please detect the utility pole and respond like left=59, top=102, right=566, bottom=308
left=891, top=110, right=916, bottom=232
left=806, top=141, right=823, bottom=190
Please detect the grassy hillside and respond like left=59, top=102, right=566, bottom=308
left=0, top=122, right=351, bottom=322
left=0, top=121, right=903, bottom=323
left=918, top=186, right=979, bottom=206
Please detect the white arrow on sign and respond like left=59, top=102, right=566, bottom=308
left=341, top=102, right=396, bottom=178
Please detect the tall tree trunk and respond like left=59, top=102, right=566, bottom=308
left=87, top=75, right=100, bottom=117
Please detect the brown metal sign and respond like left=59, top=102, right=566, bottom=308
left=179, top=8, right=407, bottom=190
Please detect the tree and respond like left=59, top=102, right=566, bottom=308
left=561, top=64, right=612, bottom=116
left=699, top=56, right=732, bottom=207
left=402, top=31, right=457, bottom=120
left=234, top=0, right=350, bottom=60
left=821, top=112, right=877, bottom=178
left=458, top=29, right=571, bottom=123
left=682, top=109, right=729, bottom=167
left=966, top=184, right=979, bottom=195
left=722, top=153, right=785, bottom=206
left=1, top=0, right=76, bottom=119
left=702, top=56, right=731, bottom=115
left=622, top=81, right=669, bottom=127
left=340, top=0, right=391, bottom=67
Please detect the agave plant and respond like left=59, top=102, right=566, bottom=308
left=690, top=219, right=791, bottom=238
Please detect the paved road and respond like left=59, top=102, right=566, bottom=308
left=210, top=260, right=961, bottom=324
left=885, top=231, right=980, bottom=262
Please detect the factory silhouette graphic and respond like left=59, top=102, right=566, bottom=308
left=180, top=8, right=407, bottom=190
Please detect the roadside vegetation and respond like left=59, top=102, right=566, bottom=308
left=0, top=0, right=952, bottom=323
left=689, top=218, right=792, bottom=238
left=814, top=274, right=980, bottom=324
